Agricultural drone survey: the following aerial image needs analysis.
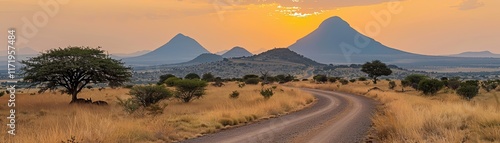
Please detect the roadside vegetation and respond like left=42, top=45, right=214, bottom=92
left=287, top=77, right=500, bottom=142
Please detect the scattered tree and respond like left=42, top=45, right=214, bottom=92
left=164, top=77, right=181, bottom=87
left=184, top=73, right=200, bottom=80
left=21, top=46, right=132, bottom=103
left=404, top=74, right=429, bottom=90
left=158, top=74, right=176, bottom=85
left=361, top=60, right=393, bottom=84
left=128, top=85, right=172, bottom=107
left=457, top=81, right=480, bottom=100
left=418, top=79, right=444, bottom=95
left=245, top=78, right=260, bottom=85
left=313, top=74, right=328, bottom=83
left=260, top=88, right=274, bottom=99
left=173, top=79, right=208, bottom=103
left=229, top=90, right=240, bottom=99
left=202, top=72, right=215, bottom=82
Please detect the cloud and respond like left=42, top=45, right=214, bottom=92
left=454, top=0, right=484, bottom=10
left=207, top=0, right=391, bottom=12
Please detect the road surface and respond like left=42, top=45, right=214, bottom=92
left=182, top=88, right=376, bottom=143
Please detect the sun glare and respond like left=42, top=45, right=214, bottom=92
left=276, top=5, right=323, bottom=18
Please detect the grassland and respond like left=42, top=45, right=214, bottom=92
left=287, top=80, right=500, bottom=143
left=0, top=83, right=314, bottom=143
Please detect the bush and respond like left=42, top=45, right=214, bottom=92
left=116, top=97, right=141, bottom=114
left=389, top=81, right=397, bottom=90
left=405, top=74, right=429, bottom=90
left=313, top=74, right=328, bottom=83
left=339, top=79, right=349, bottom=85
left=349, top=79, right=356, bottom=83
left=229, top=90, right=240, bottom=99
left=260, top=88, right=274, bottom=99
left=164, top=77, right=181, bottom=87
left=158, top=74, right=176, bottom=85
left=0, top=91, right=4, bottom=97
left=481, top=80, right=498, bottom=92
left=447, top=78, right=461, bottom=90
left=184, top=73, right=200, bottom=80
left=245, top=78, right=260, bottom=85
left=328, top=77, right=338, bottom=83
left=173, top=79, right=208, bottom=103
left=123, top=84, right=134, bottom=89
left=457, top=83, right=479, bottom=100
left=202, top=73, right=215, bottom=82
left=418, top=79, right=444, bottom=95
left=358, top=77, right=367, bottom=81
left=129, top=85, right=173, bottom=107
left=243, top=74, right=259, bottom=80
left=238, top=83, right=246, bottom=88
left=145, top=103, right=168, bottom=116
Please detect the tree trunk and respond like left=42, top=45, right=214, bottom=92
left=71, top=91, right=78, bottom=102
left=373, top=77, right=378, bottom=84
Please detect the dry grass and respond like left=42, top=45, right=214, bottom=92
left=287, top=80, right=500, bottom=143
left=0, top=82, right=314, bottom=143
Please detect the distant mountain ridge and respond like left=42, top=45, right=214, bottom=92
left=449, top=51, right=500, bottom=58
left=288, top=16, right=500, bottom=68
left=222, top=46, right=253, bottom=58
left=123, top=33, right=210, bottom=66
left=244, top=48, right=323, bottom=66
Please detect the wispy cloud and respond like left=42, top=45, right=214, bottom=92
left=454, top=0, right=484, bottom=10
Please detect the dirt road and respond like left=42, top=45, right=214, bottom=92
left=182, top=88, right=376, bottom=143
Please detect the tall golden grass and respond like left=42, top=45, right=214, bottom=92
left=287, top=80, right=500, bottom=142
left=0, top=83, right=314, bottom=143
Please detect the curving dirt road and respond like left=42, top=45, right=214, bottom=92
left=182, top=88, right=376, bottom=143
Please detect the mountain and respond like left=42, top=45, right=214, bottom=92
left=184, top=53, right=223, bottom=65
left=240, top=48, right=323, bottom=66
left=215, top=50, right=229, bottom=55
left=288, top=16, right=500, bottom=68
left=123, top=33, right=210, bottom=66
left=450, top=51, right=500, bottom=58
left=111, top=50, right=151, bottom=58
left=222, top=46, right=253, bottom=58
left=288, top=16, right=422, bottom=64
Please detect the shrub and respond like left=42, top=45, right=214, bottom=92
left=260, top=88, right=274, bottom=99
left=481, top=80, right=498, bottom=92
left=405, top=74, right=429, bottom=90
left=243, top=74, right=259, bottom=80
left=457, top=82, right=479, bottom=100
left=245, top=78, right=260, bottom=85
left=418, top=79, right=444, bottom=95
left=164, top=77, right=181, bottom=87
left=349, top=79, right=356, bottom=83
left=184, top=73, right=200, bottom=80
left=173, top=79, right=208, bottom=103
left=328, top=77, right=338, bottom=83
left=229, top=90, right=240, bottom=99
left=157, top=74, right=176, bottom=85
left=202, top=72, right=215, bottom=82
left=447, top=78, right=461, bottom=90
left=129, top=85, right=173, bottom=107
left=339, top=79, right=349, bottom=85
left=116, top=97, right=141, bottom=114
left=0, top=91, right=4, bottom=97
left=358, top=77, right=367, bottom=81
left=313, top=75, right=328, bottom=83
left=145, top=103, right=168, bottom=116
left=389, top=81, right=396, bottom=90
left=401, top=80, right=411, bottom=92
left=123, top=84, right=134, bottom=89
left=238, top=83, right=246, bottom=88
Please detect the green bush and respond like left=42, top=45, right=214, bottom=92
left=358, top=77, right=367, bottom=81
left=405, top=74, right=429, bottom=90
left=202, top=73, right=215, bottom=82
left=457, top=81, right=479, bottom=100
left=229, top=90, right=240, bottom=99
left=123, top=84, right=134, bottom=89
left=260, top=88, right=274, bottom=99
left=184, top=73, right=200, bottom=80
left=157, top=74, right=176, bottom=85
left=116, top=97, right=141, bottom=114
left=339, top=79, right=349, bottom=85
left=129, top=85, right=172, bottom=107
left=0, top=91, right=4, bottom=97
left=447, top=78, right=461, bottom=90
left=145, top=103, right=168, bottom=116
left=418, top=79, right=444, bottom=95
left=164, top=77, right=181, bottom=87
left=481, top=80, right=498, bottom=92
left=245, top=78, right=260, bottom=85
left=328, top=77, right=338, bottom=83
left=313, top=75, right=328, bottom=83
left=173, top=79, right=208, bottom=103
left=389, top=81, right=396, bottom=90
left=349, top=79, right=356, bottom=83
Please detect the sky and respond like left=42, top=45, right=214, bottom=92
left=1, top=0, right=499, bottom=55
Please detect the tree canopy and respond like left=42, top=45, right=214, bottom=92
left=21, top=46, right=132, bottom=103
left=361, top=60, right=392, bottom=84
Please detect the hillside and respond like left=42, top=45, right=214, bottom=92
left=222, top=47, right=253, bottom=58
left=450, top=51, right=500, bottom=58
left=123, top=33, right=210, bottom=66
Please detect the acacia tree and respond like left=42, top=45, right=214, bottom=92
left=21, top=46, right=132, bottom=103
left=361, top=60, right=392, bottom=84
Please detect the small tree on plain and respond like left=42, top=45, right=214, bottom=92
left=184, top=73, right=200, bottom=80
left=202, top=72, right=215, bottom=82
left=361, top=60, right=393, bottom=84
left=404, top=74, right=429, bottom=90
left=418, top=79, right=444, bottom=95
left=158, top=74, right=176, bottom=85
left=173, top=79, right=208, bottom=103
left=21, top=46, right=132, bottom=103
left=457, top=81, right=480, bottom=100
left=260, top=88, right=274, bottom=99
left=313, top=75, right=328, bottom=83
left=128, top=85, right=172, bottom=107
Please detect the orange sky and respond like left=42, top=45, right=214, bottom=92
left=1, top=0, right=499, bottom=55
